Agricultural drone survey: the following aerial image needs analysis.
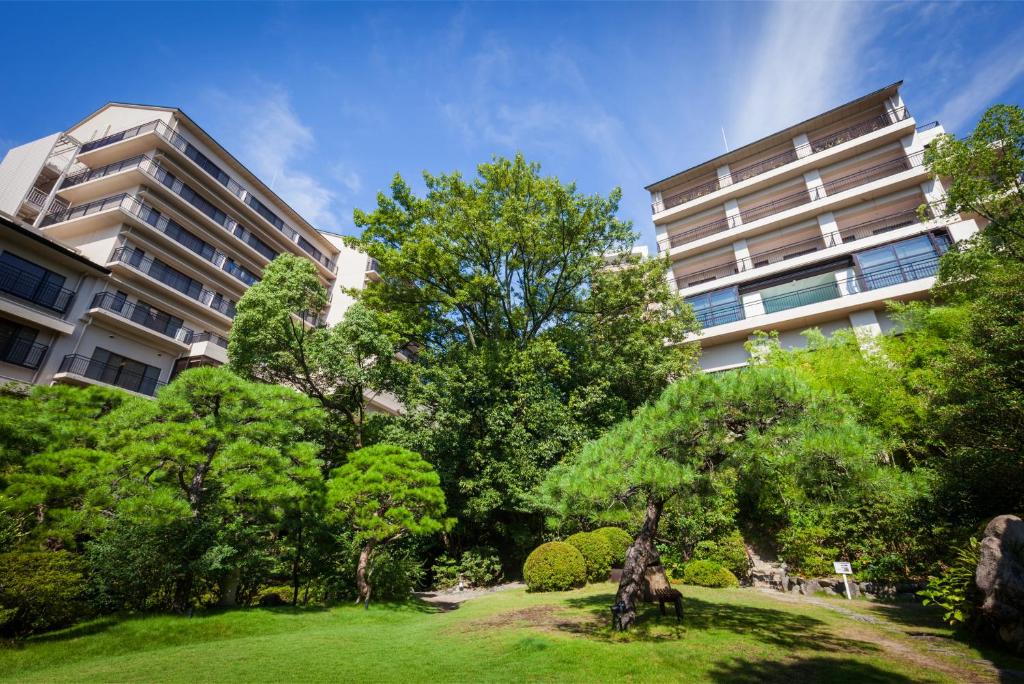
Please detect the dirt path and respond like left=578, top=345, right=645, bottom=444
left=755, top=589, right=1021, bottom=683
left=414, top=582, right=526, bottom=610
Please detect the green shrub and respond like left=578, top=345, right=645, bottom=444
left=593, top=527, right=633, bottom=568
left=919, top=538, right=980, bottom=626
left=564, top=532, right=614, bottom=583
left=681, top=560, right=739, bottom=588
left=0, top=551, right=91, bottom=637
left=431, top=548, right=503, bottom=590
left=523, top=542, right=585, bottom=592
left=368, top=547, right=425, bottom=600
left=693, top=530, right=749, bottom=580
left=778, top=524, right=839, bottom=578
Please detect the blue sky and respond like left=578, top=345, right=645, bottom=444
left=2, top=2, right=1023, bottom=251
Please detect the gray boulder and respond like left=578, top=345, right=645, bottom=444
left=975, top=514, right=1024, bottom=653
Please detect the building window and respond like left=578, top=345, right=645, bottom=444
left=87, top=347, right=162, bottom=395
left=0, top=319, right=46, bottom=369
left=854, top=233, right=950, bottom=290
left=685, top=286, right=744, bottom=328
left=0, top=251, right=72, bottom=312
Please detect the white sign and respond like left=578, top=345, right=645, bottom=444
left=833, top=561, right=852, bottom=574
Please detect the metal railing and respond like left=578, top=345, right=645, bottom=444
left=0, top=261, right=76, bottom=313
left=676, top=206, right=931, bottom=291
left=809, top=107, right=909, bottom=153
left=25, top=186, right=49, bottom=207
left=58, top=353, right=165, bottom=396
left=366, top=257, right=381, bottom=273
left=91, top=292, right=194, bottom=344
left=691, top=252, right=940, bottom=331
left=652, top=107, right=910, bottom=214
left=61, top=154, right=148, bottom=188
left=109, top=246, right=236, bottom=318
left=77, top=119, right=337, bottom=273
left=193, top=331, right=229, bottom=348
left=662, top=215, right=737, bottom=250
left=0, top=338, right=48, bottom=370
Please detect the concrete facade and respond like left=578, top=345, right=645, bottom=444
left=646, top=82, right=981, bottom=371
left=0, top=103, right=378, bottom=401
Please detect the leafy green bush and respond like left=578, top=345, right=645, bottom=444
left=564, top=532, right=614, bottom=583
left=431, top=548, right=503, bottom=590
left=681, top=560, right=739, bottom=588
left=919, top=538, right=980, bottom=626
left=693, top=530, right=749, bottom=580
left=0, top=551, right=91, bottom=637
left=593, top=527, right=633, bottom=568
left=523, top=542, right=585, bottom=592
left=367, top=547, right=425, bottom=600
left=778, top=523, right=839, bottom=578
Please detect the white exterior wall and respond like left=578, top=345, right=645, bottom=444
left=0, top=134, right=60, bottom=216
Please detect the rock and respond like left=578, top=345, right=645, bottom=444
left=975, top=515, right=1024, bottom=653
left=802, top=579, right=823, bottom=596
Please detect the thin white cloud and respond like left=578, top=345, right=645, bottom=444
left=207, top=86, right=340, bottom=230
left=934, top=27, right=1024, bottom=133
left=729, top=3, right=877, bottom=146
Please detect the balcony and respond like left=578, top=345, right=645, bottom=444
left=660, top=150, right=925, bottom=251
left=0, top=337, right=48, bottom=370
left=365, top=257, right=382, bottom=282
left=109, top=246, right=236, bottom=318
left=652, top=107, right=910, bottom=214
left=57, top=353, right=165, bottom=397
left=90, top=292, right=194, bottom=344
left=674, top=206, right=927, bottom=290
left=690, top=252, right=940, bottom=332
left=76, top=119, right=337, bottom=273
left=193, top=331, right=229, bottom=348
left=0, top=261, right=76, bottom=314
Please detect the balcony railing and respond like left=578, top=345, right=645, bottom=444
left=193, top=331, right=229, bottom=348
left=1, top=338, right=48, bottom=370
left=61, top=154, right=148, bottom=188
left=109, top=246, right=236, bottom=318
left=691, top=253, right=940, bottom=331
left=25, top=186, right=49, bottom=207
left=90, top=292, right=194, bottom=344
left=809, top=108, right=909, bottom=154
left=675, top=206, right=930, bottom=291
left=661, top=150, right=926, bottom=251
left=0, top=261, right=76, bottom=313
left=58, top=353, right=165, bottom=396
left=77, top=119, right=337, bottom=273
left=652, top=107, right=910, bottom=215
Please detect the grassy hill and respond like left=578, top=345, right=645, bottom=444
left=1, top=584, right=1018, bottom=683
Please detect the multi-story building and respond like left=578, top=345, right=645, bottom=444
left=646, top=82, right=982, bottom=372
left=0, top=103, right=389, bottom=406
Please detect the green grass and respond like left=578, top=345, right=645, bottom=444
left=1, top=584, right=1018, bottom=683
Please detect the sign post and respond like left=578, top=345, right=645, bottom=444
left=833, top=561, right=853, bottom=600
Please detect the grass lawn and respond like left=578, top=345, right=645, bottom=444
left=2, top=583, right=1021, bottom=683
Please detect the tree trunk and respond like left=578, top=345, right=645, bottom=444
left=355, top=541, right=375, bottom=608
left=218, top=567, right=241, bottom=607
left=291, top=523, right=303, bottom=607
left=613, top=496, right=664, bottom=630
left=173, top=573, right=194, bottom=615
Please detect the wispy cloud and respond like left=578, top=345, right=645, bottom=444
left=207, top=85, right=342, bottom=230
left=728, top=3, right=878, bottom=145
left=934, top=26, right=1024, bottom=133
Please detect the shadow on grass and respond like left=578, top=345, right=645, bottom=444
left=705, top=656, right=922, bottom=684
left=560, top=592, right=883, bottom=653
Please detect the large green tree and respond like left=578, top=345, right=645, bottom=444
left=229, top=254, right=406, bottom=456
left=542, top=367, right=883, bottom=630
left=99, top=367, right=324, bottom=612
left=350, top=154, right=698, bottom=563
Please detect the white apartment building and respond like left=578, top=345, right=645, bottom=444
left=0, top=103, right=393, bottom=410
left=647, top=82, right=983, bottom=372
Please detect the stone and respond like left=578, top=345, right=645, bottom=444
left=975, top=515, right=1024, bottom=653
left=802, top=579, right=823, bottom=596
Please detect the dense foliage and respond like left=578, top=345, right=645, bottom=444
left=593, top=527, right=633, bottom=569
left=431, top=548, right=503, bottom=590
left=0, top=551, right=91, bottom=637
left=349, top=154, right=699, bottom=565
left=523, top=541, right=586, bottom=592
left=681, top=560, right=740, bottom=589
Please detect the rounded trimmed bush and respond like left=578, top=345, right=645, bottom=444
left=681, top=559, right=740, bottom=588
left=593, top=527, right=633, bottom=568
left=564, top=532, right=614, bottom=583
left=693, top=530, right=750, bottom=580
left=523, top=542, right=586, bottom=592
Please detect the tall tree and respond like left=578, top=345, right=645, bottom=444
left=100, top=367, right=324, bottom=612
left=542, top=367, right=881, bottom=630
left=326, top=444, right=451, bottom=606
left=350, top=154, right=698, bottom=562
left=229, top=254, right=406, bottom=456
